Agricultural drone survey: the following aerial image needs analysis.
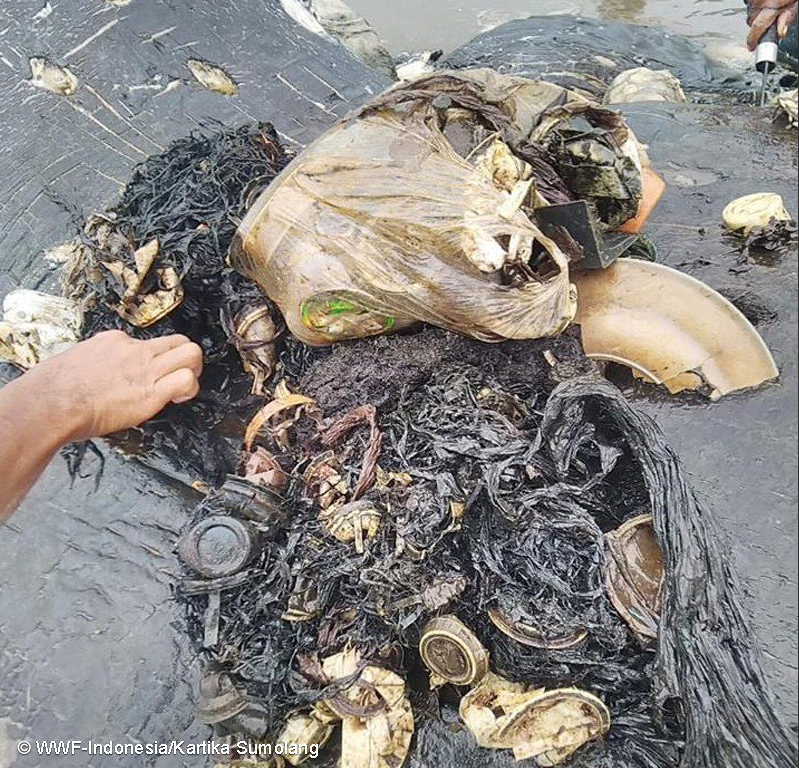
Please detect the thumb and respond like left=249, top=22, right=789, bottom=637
left=778, top=4, right=798, bottom=38
left=748, top=8, right=780, bottom=50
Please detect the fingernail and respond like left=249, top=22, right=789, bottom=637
left=173, top=394, right=195, bottom=404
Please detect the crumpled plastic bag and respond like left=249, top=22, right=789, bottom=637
left=230, top=69, right=647, bottom=346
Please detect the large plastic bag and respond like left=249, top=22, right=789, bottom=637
left=230, top=69, right=646, bottom=346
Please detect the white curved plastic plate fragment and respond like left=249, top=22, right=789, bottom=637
left=573, top=260, right=779, bottom=401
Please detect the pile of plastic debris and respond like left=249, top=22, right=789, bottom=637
left=58, top=123, right=291, bottom=483
left=37, top=70, right=796, bottom=768
left=176, top=326, right=794, bottom=768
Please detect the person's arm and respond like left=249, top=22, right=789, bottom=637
left=0, top=330, right=203, bottom=523
left=747, top=0, right=798, bottom=50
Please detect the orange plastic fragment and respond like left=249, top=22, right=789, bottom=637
left=618, top=168, right=666, bottom=234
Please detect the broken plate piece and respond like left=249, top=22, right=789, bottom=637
left=605, top=514, right=664, bottom=641
left=0, top=289, right=82, bottom=368
left=321, top=649, right=415, bottom=768
left=488, top=607, right=588, bottom=650
left=197, top=667, right=272, bottom=739
left=277, top=712, right=334, bottom=766
left=196, top=668, right=249, bottom=725
left=460, top=674, right=611, bottom=766
left=573, top=259, right=779, bottom=400
left=420, top=615, right=489, bottom=687
left=723, top=193, right=794, bottom=234
left=498, top=688, right=612, bottom=765
left=460, top=672, right=540, bottom=750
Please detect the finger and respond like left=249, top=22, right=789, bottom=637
left=778, top=4, right=798, bottom=37
left=152, top=341, right=203, bottom=381
left=141, top=333, right=193, bottom=355
left=92, top=329, right=130, bottom=342
left=748, top=8, right=780, bottom=49
left=154, top=367, right=200, bottom=406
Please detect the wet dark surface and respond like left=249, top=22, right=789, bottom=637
left=0, top=5, right=796, bottom=768
left=620, top=101, right=799, bottom=726
left=0, top=0, right=389, bottom=296
left=442, top=14, right=759, bottom=100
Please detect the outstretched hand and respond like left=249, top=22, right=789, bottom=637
left=0, top=331, right=203, bottom=521
left=36, top=330, right=204, bottom=442
left=747, top=0, right=798, bottom=51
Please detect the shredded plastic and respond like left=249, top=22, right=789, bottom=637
left=178, top=325, right=796, bottom=768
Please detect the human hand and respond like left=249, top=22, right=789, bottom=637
left=747, top=0, right=798, bottom=51
left=26, top=330, right=203, bottom=443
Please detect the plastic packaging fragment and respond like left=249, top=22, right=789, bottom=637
left=314, top=403, right=383, bottom=501
left=303, top=450, right=349, bottom=511
left=229, top=69, right=659, bottom=345
left=320, top=499, right=382, bottom=552
left=242, top=447, right=289, bottom=491
left=187, top=59, right=239, bottom=96
left=459, top=672, right=610, bottom=765
left=573, top=258, right=780, bottom=399
left=723, top=192, right=794, bottom=234
left=277, top=712, right=334, bottom=766
left=320, top=649, right=415, bottom=768
left=233, top=305, right=278, bottom=396
left=487, top=607, right=588, bottom=650
left=604, top=67, right=687, bottom=104
left=97, top=236, right=185, bottom=328
left=0, top=289, right=83, bottom=368
left=28, top=56, right=78, bottom=95
left=244, top=382, right=320, bottom=451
